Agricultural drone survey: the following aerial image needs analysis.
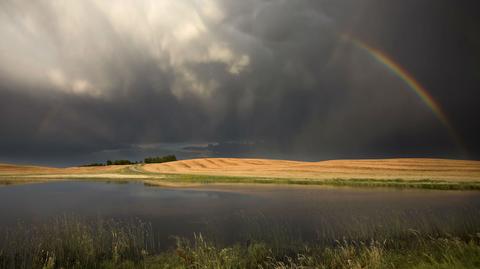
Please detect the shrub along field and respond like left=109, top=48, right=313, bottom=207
left=0, top=215, right=479, bottom=269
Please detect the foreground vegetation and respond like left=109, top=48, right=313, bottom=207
left=1, top=216, right=479, bottom=269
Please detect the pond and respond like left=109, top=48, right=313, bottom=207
left=1, top=181, right=479, bottom=248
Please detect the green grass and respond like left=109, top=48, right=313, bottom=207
left=139, top=172, right=480, bottom=191
left=162, top=234, right=480, bottom=269
left=1, top=216, right=480, bottom=269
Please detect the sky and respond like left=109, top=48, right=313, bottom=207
left=0, top=0, right=479, bottom=166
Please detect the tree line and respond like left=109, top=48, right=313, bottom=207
left=144, top=155, right=177, bottom=164
left=80, top=155, right=177, bottom=167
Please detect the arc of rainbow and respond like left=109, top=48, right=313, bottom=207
left=342, top=35, right=466, bottom=153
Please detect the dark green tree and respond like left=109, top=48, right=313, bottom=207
left=144, top=155, right=177, bottom=164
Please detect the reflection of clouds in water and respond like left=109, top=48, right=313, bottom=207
left=131, top=186, right=221, bottom=200
left=0, top=181, right=479, bottom=247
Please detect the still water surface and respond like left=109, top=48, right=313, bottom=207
left=1, top=181, right=479, bottom=247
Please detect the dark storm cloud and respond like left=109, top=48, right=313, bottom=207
left=0, top=0, right=479, bottom=165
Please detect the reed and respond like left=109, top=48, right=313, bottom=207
left=0, top=215, right=154, bottom=269
left=1, top=215, right=479, bottom=268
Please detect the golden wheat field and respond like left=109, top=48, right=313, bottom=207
left=1, top=158, right=480, bottom=183
left=0, top=163, right=127, bottom=175
left=142, top=158, right=480, bottom=181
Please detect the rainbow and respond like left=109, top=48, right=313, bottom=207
left=342, top=35, right=465, bottom=153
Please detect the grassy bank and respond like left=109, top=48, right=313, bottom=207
left=140, top=172, right=480, bottom=190
left=1, top=216, right=479, bottom=269
left=120, top=165, right=480, bottom=190
left=2, top=173, right=480, bottom=190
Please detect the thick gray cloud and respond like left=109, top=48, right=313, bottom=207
left=0, top=0, right=478, bottom=165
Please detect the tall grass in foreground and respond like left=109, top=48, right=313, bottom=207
left=0, top=216, right=154, bottom=269
left=0, top=216, right=479, bottom=269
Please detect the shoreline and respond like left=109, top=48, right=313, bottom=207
left=1, top=173, right=480, bottom=190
